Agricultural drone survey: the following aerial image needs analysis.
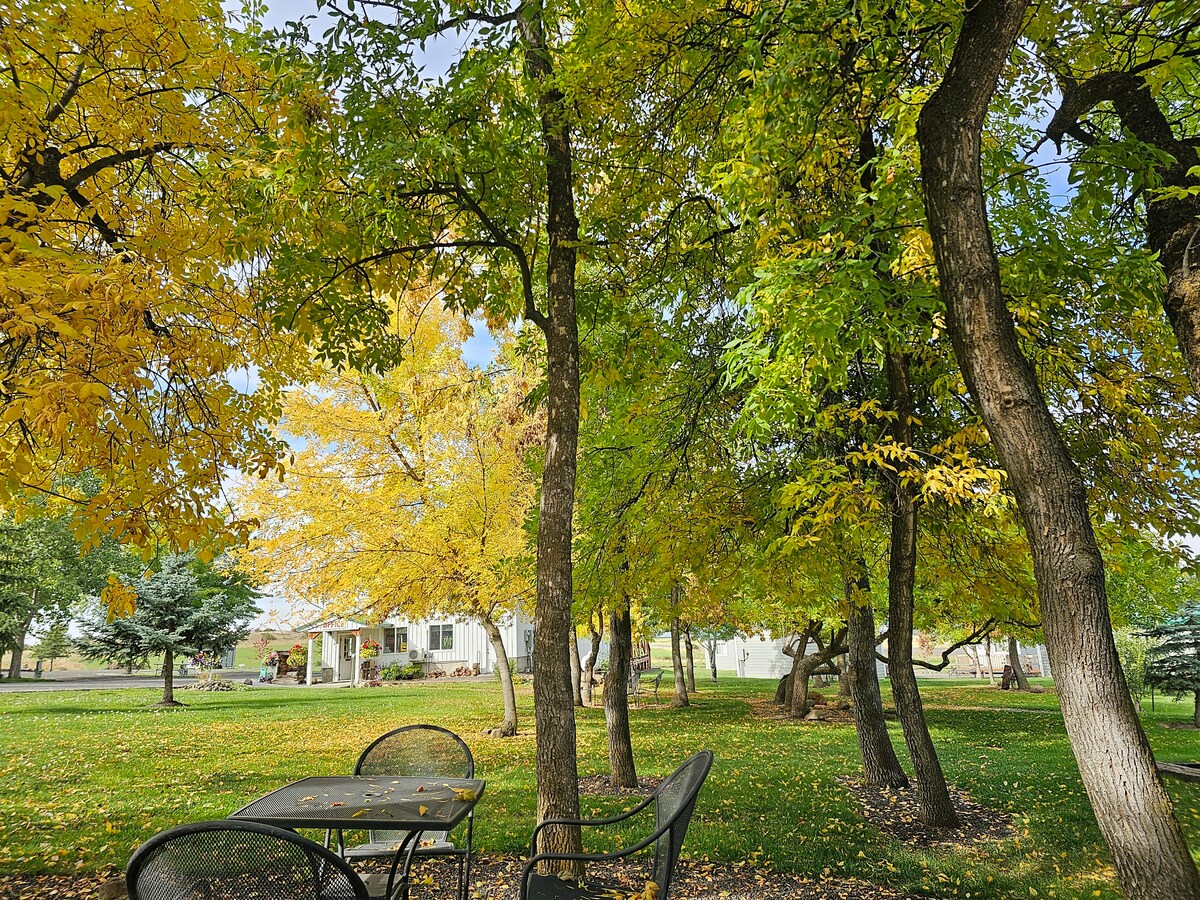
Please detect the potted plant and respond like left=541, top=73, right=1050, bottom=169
left=360, top=638, right=381, bottom=660
left=288, top=643, right=308, bottom=681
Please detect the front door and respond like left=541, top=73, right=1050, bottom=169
left=338, top=635, right=355, bottom=682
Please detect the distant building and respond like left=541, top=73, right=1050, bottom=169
left=299, top=610, right=535, bottom=685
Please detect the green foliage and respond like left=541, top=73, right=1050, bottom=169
left=379, top=661, right=423, bottom=681
left=32, top=624, right=70, bottom=669
left=0, top=502, right=136, bottom=660
left=1145, top=603, right=1200, bottom=700
left=1115, top=629, right=1153, bottom=706
left=75, top=554, right=258, bottom=671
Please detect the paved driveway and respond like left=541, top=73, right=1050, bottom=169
left=0, top=671, right=200, bottom=692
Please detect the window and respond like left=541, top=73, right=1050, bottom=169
left=384, top=627, right=408, bottom=654
left=428, top=624, right=454, bottom=651
left=342, top=637, right=354, bottom=660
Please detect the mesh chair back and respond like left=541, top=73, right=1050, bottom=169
left=353, top=724, right=474, bottom=845
left=126, top=820, right=369, bottom=900
left=354, top=724, right=474, bottom=778
left=650, top=750, right=714, bottom=897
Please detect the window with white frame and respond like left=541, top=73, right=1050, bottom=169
left=384, top=626, right=408, bottom=654
left=428, top=623, right=453, bottom=651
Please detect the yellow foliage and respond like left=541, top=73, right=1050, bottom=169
left=0, top=0, right=296, bottom=547
left=238, top=296, right=541, bottom=629
left=101, top=576, right=137, bottom=622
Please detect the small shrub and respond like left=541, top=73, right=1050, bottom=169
left=493, top=656, right=519, bottom=683
left=379, top=661, right=423, bottom=680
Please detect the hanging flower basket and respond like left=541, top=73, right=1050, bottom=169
left=361, top=638, right=382, bottom=660
left=288, top=643, right=307, bottom=671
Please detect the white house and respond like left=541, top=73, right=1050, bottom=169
left=299, top=610, right=535, bottom=685
left=708, top=631, right=1050, bottom=681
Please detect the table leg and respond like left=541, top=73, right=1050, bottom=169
left=384, top=830, right=424, bottom=900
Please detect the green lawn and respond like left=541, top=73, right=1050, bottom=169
left=0, top=677, right=1197, bottom=898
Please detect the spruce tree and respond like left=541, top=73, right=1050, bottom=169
left=1145, top=604, right=1200, bottom=728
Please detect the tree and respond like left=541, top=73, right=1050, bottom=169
left=1028, top=3, right=1200, bottom=391
left=916, top=0, right=1200, bottom=893
left=239, top=298, right=540, bottom=736
left=0, top=0, right=293, bottom=550
left=0, top=501, right=132, bottom=678
left=33, top=624, right=70, bottom=672
left=692, top=624, right=736, bottom=684
left=244, top=0, right=590, bottom=855
left=77, top=554, right=256, bottom=705
left=1145, top=604, right=1200, bottom=728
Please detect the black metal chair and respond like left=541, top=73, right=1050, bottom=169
left=519, top=750, right=714, bottom=900
left=340, top=724, right=476, bottom=900
left=126, top=819, right=370, bottom=900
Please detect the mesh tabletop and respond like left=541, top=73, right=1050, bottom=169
left=229, top=776, right=485, bottom=831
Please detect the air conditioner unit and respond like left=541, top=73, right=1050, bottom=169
left=408, top=648, right=421, bottom=662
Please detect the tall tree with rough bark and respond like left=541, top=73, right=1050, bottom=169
left=917, top=0, right=1200, bottom=894
left=244, top=0, right=591, bottom=854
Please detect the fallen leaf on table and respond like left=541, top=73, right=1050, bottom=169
left=297, top=796, right=316, bottom=803
left=450, top=787, right=477, bottom=802
left=416, top=785, right=426, bottom=792
left=329, top=802, right=344, bottom=807
left=351, top=809, right=370, bottom=818
left=418, top=805, right=428, bottom=816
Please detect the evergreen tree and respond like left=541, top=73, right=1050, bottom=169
left=76, top=554, right=258, bottom=705
left=33, top=624, right=71, bottom=672
left=1145, top=604, right=1200, bottom=728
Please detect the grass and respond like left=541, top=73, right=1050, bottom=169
left=0, top=677, right=1197, bottom=898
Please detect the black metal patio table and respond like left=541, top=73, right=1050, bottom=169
left=229, top=775, right=485, bottom=900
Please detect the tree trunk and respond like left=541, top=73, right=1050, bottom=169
left=159, top=648, right=180, bottom=706
left=568, top=627, right=583, bottom=708
left=604, top=595, right=637, bottom=788
left=1194, top=691, right=1200, bottom=730
left=1008, top=636, right=1031, bottom=691
left=669, top=616, right=689, bottom=708
left=790, top=656, right=816, bottom=719
left=683, top=624, right=696, bottom=693
left=838, top=654, right=851, bottom=698
left=965, top=644, right=982, bottom=679
left=984, top=636, right=996, bottom=685
left=707, top=639, right=719, bottom=683
left=518, top=0, right=583, bottom=865
left=846, top=575, right=908, bottom=788
left=582, top=618, right=602, bottom=707
left=917, top=3, right=1200, bottom=893
left=483, top=617, right=518, bottom=736
left=7, top=609, right=33, bottom=678
left=884, top=351, right=958, bottom=827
